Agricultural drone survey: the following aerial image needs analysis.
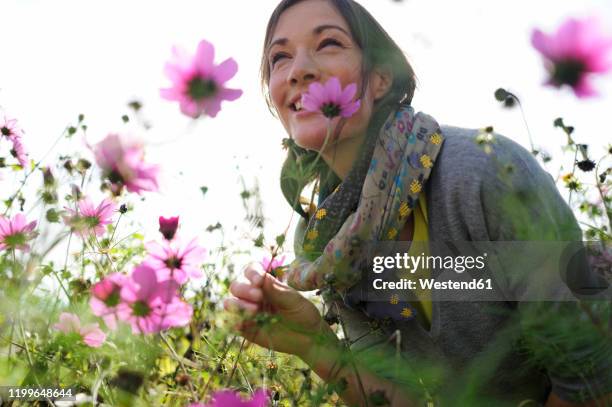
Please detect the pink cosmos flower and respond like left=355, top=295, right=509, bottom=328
left=0, top=115, right=24, bottom=140
left=161, top=39, right=243, bottom=118
left=260, top=255, right=286, bottom=273
left=0, top=213, right=38, bottom=252
left=54, top=312, right=106, bottom=348
left=189, top=389, right=269, bottom=407
left=301, top=77, right=361, bottom=119
left=1, top=116, right=28, bottom=167
left=117, top=263, right=192, bottom=334
left=10, top=135, right=28, bottom=168
left=90, top=273, right=127, bottom=330
left=63, top=197, right=116, bottom=238
left=159, top=215, right=179, bottom=241
left=531, top=17, right=612, bottom=98
left=145, top=238, right=206, bottom=284
left=92, top=133, right=159, bottom=196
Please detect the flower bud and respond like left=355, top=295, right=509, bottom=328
left=159, top=216, right=179, bottom=240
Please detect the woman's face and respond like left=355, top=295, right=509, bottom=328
left=267, top=0, right=381, bottom=152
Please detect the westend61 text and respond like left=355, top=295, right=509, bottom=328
left=372, top=278, right=493, bottom=290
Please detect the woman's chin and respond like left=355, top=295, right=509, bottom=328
left=291, top=128, right=329, bottom=151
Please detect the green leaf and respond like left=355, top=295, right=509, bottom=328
left=275, top=234, right=286, bottom=247
left=200, top=186, right=208, bottom=197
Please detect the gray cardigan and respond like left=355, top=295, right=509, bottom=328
left=302, top=126, right=611, bottom=404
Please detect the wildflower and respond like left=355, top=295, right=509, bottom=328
left=190, top=389, right=269, bottom=407
left=92, top=133, right=159, bottom=195
left=567, top=180, right=581, bottom=192
left=9, top=134, right=28, bottom=168
left=90, top=273, right=127, bottom=329
left=63, top=197, right=116, bottom=237
left=0, top=115, right=23, bottom=140
left=145, top=238, right=205, bottom=284
left=562, top=173, right=575, bottom=183
left=158, top=216, right=179, bottom=241
left=0, top=213, right=38, bottom=252
left=301, top=77, right=361, bottom=119
left=1, top=116, right=29, bottom=167
left=260, top=255, right=286, bottom=273
left=576, top=159, right=596, bottom=172
left=118, top=263, right=192, bottom=334
left=54, top=312, right=106, bottom=348
left=161, top=39, right=242, bottom=118
left=531, top=17, right=612, bottom=98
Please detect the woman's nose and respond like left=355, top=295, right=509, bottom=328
left=287, top=51, right=319, bottom=86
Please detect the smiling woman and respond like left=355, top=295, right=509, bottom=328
left=223, top=0, right=612, bottom=405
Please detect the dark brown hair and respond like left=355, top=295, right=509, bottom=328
left=260, top=0, right=417, bottom=218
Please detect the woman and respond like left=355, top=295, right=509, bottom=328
left=224, top=0, right=611, bottom=405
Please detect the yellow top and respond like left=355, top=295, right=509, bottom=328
left=399, top=191, right=432, bottom=326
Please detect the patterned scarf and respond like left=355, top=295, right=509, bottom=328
left=285, top=104, right=445, bottom=294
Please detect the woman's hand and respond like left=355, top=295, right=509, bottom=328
left=223, top=263, right=336, bottom=359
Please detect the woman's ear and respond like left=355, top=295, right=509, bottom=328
left=370, top=65, right=394, bottom=101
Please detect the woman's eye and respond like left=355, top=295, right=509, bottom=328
left=271, top=53, right=288, bottom=67
left=318, top=38, right=342, bottom=49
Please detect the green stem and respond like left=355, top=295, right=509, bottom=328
left=160, top=332, right=197, bottom=398
left=225, top=337, right=247, bottom=387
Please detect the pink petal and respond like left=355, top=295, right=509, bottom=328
left=80, top=324, right=106, bottom=347
left=0, top=216, right=10, bottom=235
left=180, top=100, right=202, bottom=118
left=531, top=29, right=551, bottom=57
left=219, top=88, right=243, bottom=102
left=301, top=93, right=321, bottom=113
left=210, top=391, right=243, bottom=406
left=213, top=58, right=239, bottom=84
left=154, top=279, right=179, bottom=303
left=338, top=83, right=357, bottom=105
left=573, top=76, right=599, bottom=98
left=160, top=87, right=182, bottom=101
left=130, top=263, right=159, bottom=300
left=145, top=240, right=169, bottom=260
left=164, top=62, right=186, bottom=84
left=202, top=98, right=223, bottom=118
left=248, top=389, right=270, bottom=407
left=54, top=312, right=81, bottom=333
left=159, top=299, right=192, bottom=329
left=340, top=100, right=361, bottom=118
left=326, top=77, right=342, bottom=102
left=12, top=213, right=25, bottom=231
left=307, top=81, right=325, bottom=102
left=195, top=40, right=216, bottom=73
left=23, top=220, right=37, bottom=233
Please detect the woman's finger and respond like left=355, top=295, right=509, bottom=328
left=244, top=263, right=266, bottom=287
left=229, top=280, right=263, bottom=303
left=223, top=297, right=259, bottom=315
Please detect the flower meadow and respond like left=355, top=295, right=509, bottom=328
left=0, top=15, right=611, bottom=407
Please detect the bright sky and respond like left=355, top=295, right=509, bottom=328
left=1, top=0, right=611, bottom=259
